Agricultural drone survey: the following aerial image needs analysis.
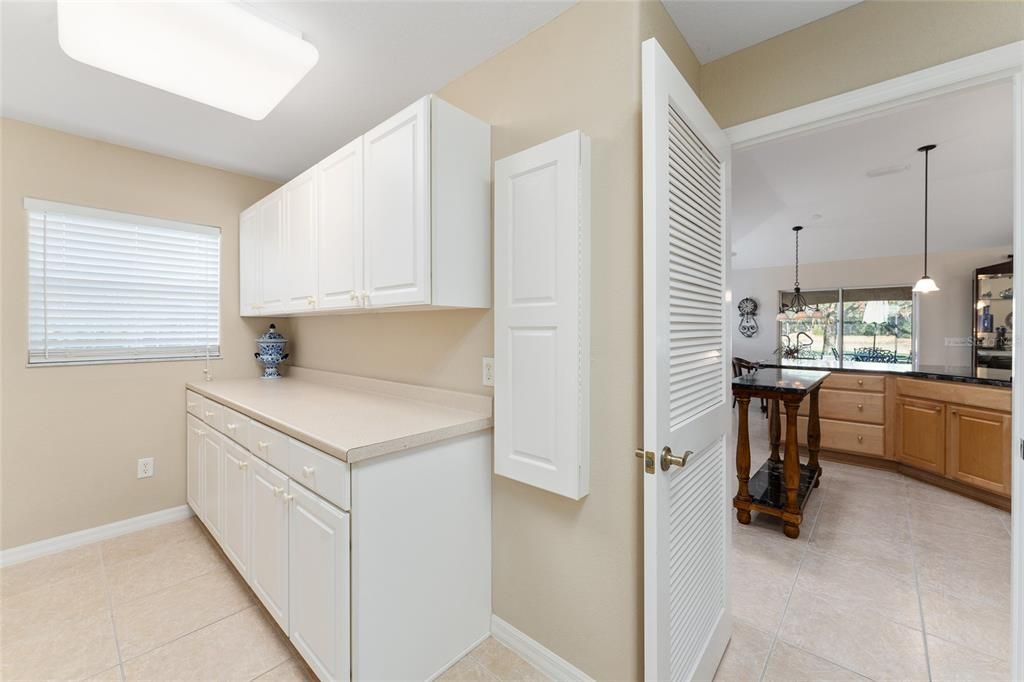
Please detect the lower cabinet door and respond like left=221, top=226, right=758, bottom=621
left=202, top=430, right=223, bottom=539
left=186, top=415, right=204, bottom=517
left=289, top=484, right=350, bottom=682
left=895, top=397, right=946, bottom=474
left=947, top=406, right=1011, bottom=495
left=221, top=441, right=250, bottom=578
left=250, top=458, right=290, bottom=631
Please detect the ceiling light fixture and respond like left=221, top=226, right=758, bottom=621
left=776, top=226, right=825, bottom=322
left=912, top=144, right=940, bottom=294
left=56, top=1, right=319, bottom=121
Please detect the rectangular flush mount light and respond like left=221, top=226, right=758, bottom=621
left=57, top=1, right=319, bottom=120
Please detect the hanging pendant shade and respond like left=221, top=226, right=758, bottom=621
left=913, top=144, right=940, bottom=294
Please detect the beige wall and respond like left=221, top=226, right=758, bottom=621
left=701, top=0, right=1024, bottom=127
left=0, top=119, right=278, bottom=549
left=731, top=247, right=1013, bottom=366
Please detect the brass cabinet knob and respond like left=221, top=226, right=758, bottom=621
left=857, top=404, right=864, bottom=410
left=857, top=379, right=864, bottom=386
left=660, top=446, right=690, bottom=472
left=857, top=435, right=864, bottom=442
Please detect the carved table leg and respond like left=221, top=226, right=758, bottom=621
left=734, top=394, right=752, bottom=524
left=782, top=395, right=802, bottom=539
left=769, top=399, right=781, bottom=462
left=808, top=388, right=822, bottom=488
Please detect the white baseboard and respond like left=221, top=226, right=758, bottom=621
left=0, top=505, right=194, bottom=567
left=490, top=615, right=593, bottom=682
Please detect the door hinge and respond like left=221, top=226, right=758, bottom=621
left=1019, top=438, right=1023, bottom=461
left=635, top=448, right=655, bottom=475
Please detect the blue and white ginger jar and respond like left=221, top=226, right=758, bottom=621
left=255, top=324, right=289, bottom=379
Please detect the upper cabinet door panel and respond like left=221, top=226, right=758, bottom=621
left=259, top=192, right=286, bottom=312
left=239, top=207, right=262, bottom=317
left=316, top=138, right=364, bottom=311
left=283, top=170, right=318, bottom=312
left=363, top=97, right=431, bottom=308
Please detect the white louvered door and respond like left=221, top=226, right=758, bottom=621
left=641, top=38, right=732, bottom=682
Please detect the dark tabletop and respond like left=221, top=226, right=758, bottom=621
left=732, top=368, right=831, bottom=395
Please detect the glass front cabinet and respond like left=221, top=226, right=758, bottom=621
left=973, top=259, right=1013, bottom=381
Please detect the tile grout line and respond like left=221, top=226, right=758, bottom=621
left=97, top=546, right=127, bottom=682
left=904, top=478, right=934, bottom=682
left=118, top=602, right=258, bottom=666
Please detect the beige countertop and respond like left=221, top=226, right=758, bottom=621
left=187, top=367, right=493, bottom=464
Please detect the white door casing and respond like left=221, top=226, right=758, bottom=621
left=317, top=138, right=365, bottom=311
left=641, top=38, right=732, bottom=682
left=493, top=130, right=591, bottom=500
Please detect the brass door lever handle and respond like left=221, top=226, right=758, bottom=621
left=661, top=446, right=690, bottom=471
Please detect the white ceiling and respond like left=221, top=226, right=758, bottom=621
left=663, top=0, right=860, bottom=64
left=731, top=80, right=1014, bottom=270
left=0, top=1, right=573, bottom=181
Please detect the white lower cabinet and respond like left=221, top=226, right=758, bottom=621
left=201, top=429, right=222, bottom=541
left=221, top=440, right=250, bottom=578
left=249, top=456, right=291, bottom=633
left=186, top=415, right=204, bottom=516
left=289, top=485, right=351, bottom=682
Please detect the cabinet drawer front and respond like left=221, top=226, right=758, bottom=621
left=199, top=397, right=225, bottom=431
left=250, top=421, right=290, bottom=472
left=289, top=439, right=350, bottom=511
left=825, top=373, right=885, bottom=393
left=800, top=389, right=884, bottom=424
left=222, top=407, right=251, bottom=450
left=186, top=390, right=203, bottom=418
left=797, top=416, right=885, bottom=457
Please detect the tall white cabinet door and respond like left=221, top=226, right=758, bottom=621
left=289, top=485, right=350, bottom=682
left=363, top=97, right=430, bottom=308
left=249, top=458, right=290, bottom=631
left=284, top=170, right=318, bottom=312
left=259, top=192, right=286, bottom=312
left=316, top=139, right=364, bottom=311
left=221, top=440, right=250, bottom=578
left=201, top=430, right=223, bottom=540
left=186, top=415, right=204, bottom=517
left=494, top=131, right=591, bottom=500
left=239, top=206, right=262, bottom=317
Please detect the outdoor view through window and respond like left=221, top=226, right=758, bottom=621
left=778, top=286, right=914, bottom=370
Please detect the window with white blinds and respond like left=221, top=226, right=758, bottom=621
left=26, top=198, right=221, bottom=365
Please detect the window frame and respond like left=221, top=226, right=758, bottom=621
left=24, top=197, right=223, bottom=368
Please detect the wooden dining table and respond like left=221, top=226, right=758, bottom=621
left=732, top=368, right=830, bottom=539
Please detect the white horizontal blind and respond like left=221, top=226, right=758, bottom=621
left=26, top=199, right=220, bottom=365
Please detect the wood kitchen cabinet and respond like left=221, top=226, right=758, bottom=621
left=895, top=397, right=946, bottom=475
left=947, top=405, right=1011, bottom=495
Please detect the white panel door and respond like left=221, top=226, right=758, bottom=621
left=284, top=169, right=319, bottom=312
left=186, top=415, right=204, bottom=517
left=363, top=97, right=430, bottom=308
left=259, top=192, right=286, bottom=312
left=316, top=138, right=364, bottom=311
left=289, top=484, right=351, bottom=682
left=641, top=38, right=732, bottom=682
left=201, top=429, right=223, bottom=541
left=239, top=206, right=262, bottom=316
left=493, top=131, right=590, bottom=500
left=221, top=440, right=250, bottom=579
left=249, top=457, right=290, bottom=631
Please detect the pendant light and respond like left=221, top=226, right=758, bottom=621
left=912, top=144, right=940, bottom=293
left=776, top=226, right=824, bottom=321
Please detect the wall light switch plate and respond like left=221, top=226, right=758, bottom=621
left=137, top=457, right=154, bottom=479
left=482, top=357, right=495, bottom=387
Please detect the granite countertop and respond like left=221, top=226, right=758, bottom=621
left=187, top=367, right=493, bottom=463
left=760, top=362, right=1011, bottom=389
left=732, top=368, right=830, bottom=394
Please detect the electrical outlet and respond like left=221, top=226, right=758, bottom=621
left=137, top=457, right=154, bottom=479
left=482, top=357, right=495, bottom=387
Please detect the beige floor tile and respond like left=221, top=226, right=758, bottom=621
left=812, top=506, right=911, bottom=545
left=732, top=551, right=799, bottom=633
left=0, top=565, right=110, bottom=641
left=1, top=609, right=119, bottom=681
left=733, top=524, right=806, bottom=567
left=85, top=665, right=125, bottom=681
left=926, top=634, right=1011, bottom=682
left=113, top=567, right=255, bottom=659
left=0, top=544, right=103, bottom=599
left=778, top=589, right=929, bottom=681
left=104, top=530, right=226, bottom=605
left=909, top=500, right=1009, bottom=540
left=254, top=657, right=314, bottom=681
left=920, top=588, right=1010, bottom=661
left=905, top=479, right=1002, bottom=513
left=909, top=517, right=1010, bottom=558
left=122, top=606, right=290, bottom=680
left=915, top=547, right=1010, bottom=609
left=763, top=641, right=869, bottom=682
left=438, top=656, right=499, bottom=682
left=823, top=486, right=909, bottom=516
left=99, top=518, right=206, bottom=567
left=470, top=638, right=549, bottom=681
left=808, top=525, right=915, bottom=580
left=712, top=621, right=773, bottom=682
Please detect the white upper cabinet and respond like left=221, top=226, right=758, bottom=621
left=316, top=139, right=364, bottom=311
left=239, top=207, right=261, bottom=316
left=239, top=95, right=491, bottom=317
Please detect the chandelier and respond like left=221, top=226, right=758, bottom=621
left=775, top=226, right=825, bottom=322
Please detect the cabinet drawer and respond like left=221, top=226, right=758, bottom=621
left=199, top=397, right=224, bottom=431
left=799, top=389, right=884, bottom=424
left=250, top=421, right=290, bottom=472
left=186, top=390, right=203, bottom=418
left=825, top=373, right=885, bottom=393
left=797, top=416, right=885, bottom=457
left=222, top=407, right=251, bottom=450
left=289, top=439, right=350, bottom=511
